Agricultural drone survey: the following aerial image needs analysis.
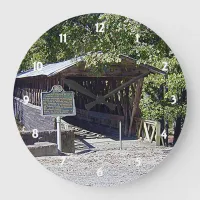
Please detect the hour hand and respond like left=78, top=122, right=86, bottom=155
left=64, top=79, right=116, bottom=110
left=64, top=79, right=96, bottom=99
left=85, top=96, right=116, bottom=111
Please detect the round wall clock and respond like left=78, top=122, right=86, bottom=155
left=13, top=13, right=187, bottom=187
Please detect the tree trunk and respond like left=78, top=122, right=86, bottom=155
left=173, top=116, right=182, bottom=145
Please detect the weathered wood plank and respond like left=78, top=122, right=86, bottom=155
left=144, top=122, right=150, bottom=141
left=156, top=122, right=161, bottom=146
left=128, top=78, right=144, bottom=136
left=150, top=125, right=156, bottom=142
left=75, top=108, right=124, bottom=129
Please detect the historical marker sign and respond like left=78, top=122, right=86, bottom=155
left=41, top=85, right=76, bottom=116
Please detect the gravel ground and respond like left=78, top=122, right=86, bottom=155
left=37, top=139, right=172, bottom=187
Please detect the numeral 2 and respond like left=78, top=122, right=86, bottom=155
left=162, top=62, right=168, bottom=72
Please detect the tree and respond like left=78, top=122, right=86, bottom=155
left=19, top=13, right=187, bottom=142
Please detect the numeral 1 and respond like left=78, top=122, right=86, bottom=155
left=95, top=23, right=105, bottom=33
left=136, top=34, right=140, bottom=43
left=59, top=33, right=67, bottom=43
left=33, top=62, right=43, bottom=71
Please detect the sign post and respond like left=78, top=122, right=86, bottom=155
left=119, top=121, right=122, bottom=150
left=56, top=116, right=62, bottom=151
left=41, top=85, right=76, bottom=152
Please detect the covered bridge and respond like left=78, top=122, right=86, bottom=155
left=13, top=54, right=165, bottom=138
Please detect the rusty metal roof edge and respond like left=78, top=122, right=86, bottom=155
left=46, top=61, right=81, bottom=77
left=140, top=63, right=166, bottom=75
left=120, top=54, right=166, bottom=75
left=16, top=56, right=85, bottom=79
left=16, top=54, right=165, bottom=79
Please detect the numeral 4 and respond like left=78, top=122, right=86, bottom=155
left=161, top=129, right=167, bottom=139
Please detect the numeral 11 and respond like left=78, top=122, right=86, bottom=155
left=59, top=34, right=67, bottom=43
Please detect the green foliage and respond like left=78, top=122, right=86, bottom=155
left=19, top=13, right=187, bottom=124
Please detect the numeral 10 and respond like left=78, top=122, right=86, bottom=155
left=33, top=62, right=43, bottom=71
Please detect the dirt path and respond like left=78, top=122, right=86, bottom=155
left=37, top=139, right=172, bottom=187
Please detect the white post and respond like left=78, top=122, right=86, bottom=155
left=56, top=116, right=62, bottom=151
left=64, top=123, right=69, bottom=130
left=119, top=121, right=122, bottom=150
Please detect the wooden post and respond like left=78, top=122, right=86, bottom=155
left=137, top=119, right=143, bottom=138
left=128, top=78, right=144, bottom=137
left=119, top=121, right=122, bottom=150
left=30, top=78, right=33, bottom=104
left=150, top=124, right=156, bottom=142
left=144, top=122, right=150, bottom=141
left=124, top=86, right=129, bottom=136
left=35, top=78, right=38, bottom=105
left=156, top=121, right=161, bottom=146
left=38, top=78, right=41, bottom=106
left=115, top=80, right=122, bottom=115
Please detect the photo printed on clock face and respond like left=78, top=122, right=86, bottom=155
left=13, top=13, right=187, bottom=187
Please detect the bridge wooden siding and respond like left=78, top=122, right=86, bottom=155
left=14, top=55, right=165, bottom=138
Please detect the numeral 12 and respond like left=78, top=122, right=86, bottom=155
left=95, top=23, right=105, bottom=33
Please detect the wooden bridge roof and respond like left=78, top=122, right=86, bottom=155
left=16, top=54, right=165, bottom=79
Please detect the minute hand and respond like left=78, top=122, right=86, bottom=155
left=64, top=79, right=96, bottom=99
left=64, top=79, right=116, bottom=110
left=85, top=72, right=149, bottom=110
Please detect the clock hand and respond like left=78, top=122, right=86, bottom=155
left=85, top=95, right=116, bottom=111
left=64, top=79, right=96, bottom=99
left=85, top=100, right=116, bottom=111
left=103, top=72, right=149, bottom=99
left=64, top=79, right=116, bottom=110
left=85, top=72, right=149, bottom=110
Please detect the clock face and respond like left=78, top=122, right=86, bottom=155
left=13, top=13, right=187, bottom=187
